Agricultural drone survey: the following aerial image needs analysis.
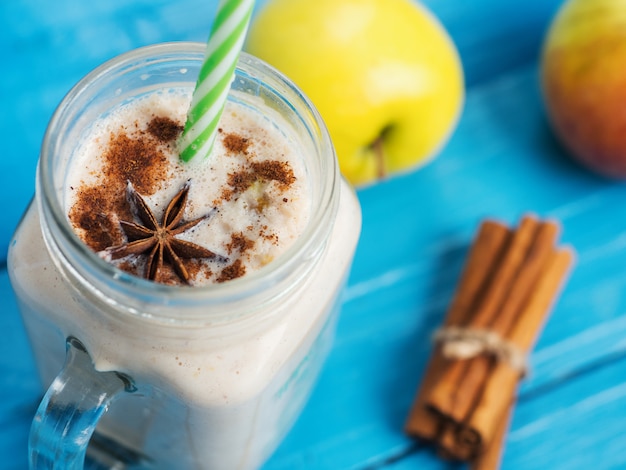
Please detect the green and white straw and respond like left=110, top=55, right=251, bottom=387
left=179, top=0, right=255, bottom=162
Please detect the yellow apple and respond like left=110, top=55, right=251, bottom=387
left=245, top=0, right=464, bottom=186
left=542, top=0, right=626, bottom=178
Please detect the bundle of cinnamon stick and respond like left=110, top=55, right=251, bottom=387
left=405, top=215, right=574, bottom=469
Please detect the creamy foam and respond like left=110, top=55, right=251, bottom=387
left=66, top=90, right=310, bottom=286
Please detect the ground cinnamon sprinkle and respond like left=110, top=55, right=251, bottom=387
left=102, top=129, right=170, bottom=195
left=214, top=188, right=235, bottom=205
left=147, top=116, right=183, bottom=143
left=259, top=224, right=280, bottom=246
left=223, top=132, right=251, bottom=154
left=69, top=117, right=174, bottom=254
left=224, top=160, right=296, bottom=199
left=68, top=185, right=128, bottom=252
left=216, top=259, right=246, bottom=283
left=226, top=232, right=255, bottom=255
left=182, top=259, right=211, bottom=284
left=155, top=264, right=185, bottom=286
left=251, top=161, right=296, bottom=189
left=227, top=170, right=257, bottom=194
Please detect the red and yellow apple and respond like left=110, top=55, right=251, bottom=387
left=245, top=0, right=464, bottom=187
left=541, top=0, right=626, bottom=178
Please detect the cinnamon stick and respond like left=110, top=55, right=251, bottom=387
left=465, top=248, right=574, bottom=447
left=470, top=215, right=540, bottom=329
left=438, top=421, right=473, bottom=461
left=446, top=221, right=560, bottom=447
left=404, top=221, right=510, bottom=442
left=427, top=215, right=539, bottom=427
left=404, top=217, right=575, bottom=467
left=438, top=423, right=475, bottom=461
left=471, top=403, right=513, bottom=470
left=444, top=221, right=513, bottom=329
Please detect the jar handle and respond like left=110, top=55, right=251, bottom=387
left=29, top=337, right=134, bottom=469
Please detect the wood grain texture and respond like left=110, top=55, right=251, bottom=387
left=4, top=0, right=626, bottom=469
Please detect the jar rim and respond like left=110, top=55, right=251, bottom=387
left=38, top=42, right=339, bottom=323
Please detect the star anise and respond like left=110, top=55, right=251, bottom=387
left=105, top=181, right=226, bottom=284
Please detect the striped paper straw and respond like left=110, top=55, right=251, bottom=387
left=179, top=0, right=255, bottom=162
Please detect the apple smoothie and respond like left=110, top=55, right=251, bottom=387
left=65, top=89, right=309, bottom=287
left=8, top=44, right=361, bottom=469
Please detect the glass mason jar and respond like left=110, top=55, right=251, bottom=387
left=8, top=42, right=361, bottom=469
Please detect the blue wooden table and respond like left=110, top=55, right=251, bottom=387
left=3, top=1, right=626, bottom=469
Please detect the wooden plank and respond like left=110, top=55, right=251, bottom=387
left=507, top=359, right=626, bottom=468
